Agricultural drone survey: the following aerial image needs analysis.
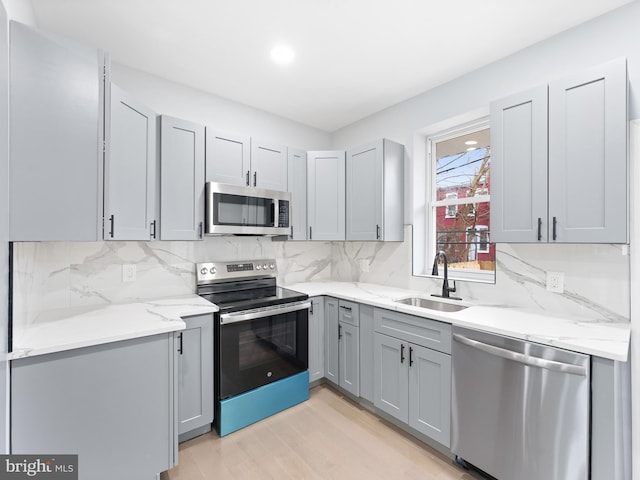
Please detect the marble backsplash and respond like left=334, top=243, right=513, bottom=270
left=12, top=225, right=630, bottom=333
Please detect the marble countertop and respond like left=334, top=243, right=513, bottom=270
left=286, top=281, right=630, bottom=362
left=10, top=295, right=218, bottom=360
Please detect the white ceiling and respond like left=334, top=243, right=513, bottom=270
left=28, top=0, right=632, bottom=132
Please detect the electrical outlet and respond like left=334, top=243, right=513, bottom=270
left=359, top=259, right=370, bottom=272
left=122, top=264, right=137, bottom=283
left=546, top=271, right=564, bottom=293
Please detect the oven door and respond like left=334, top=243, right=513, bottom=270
left=218, top=300, right=309, bottom=399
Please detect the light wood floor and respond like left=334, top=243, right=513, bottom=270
left=161, top=384, right=481, bottom=480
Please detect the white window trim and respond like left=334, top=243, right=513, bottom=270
left=425, top=116, right=494, bottom=284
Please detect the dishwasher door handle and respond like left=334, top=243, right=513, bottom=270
left=452, top=333, right=587, bottom=376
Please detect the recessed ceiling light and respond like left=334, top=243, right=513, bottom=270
left=466, top=147, right=477, bottom=151
left=464, top=140, right=478, bottom=146
left=270, top=44, right=295, bottom=65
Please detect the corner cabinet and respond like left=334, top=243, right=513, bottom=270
left=307, top=151, right=346, bottom=240
left=104, top=84, right=157, bottom=241
left=160, top=115, right=205, bottom=240
left=9, top=21, right=106, bottom=241
left=178, top=314, right=214, bottom=442
left=308, top=297, right=325, bottom=383
left=491, top=58, right=628, bottom=244
left=346, top=139, right=404, bottom=241
left=373, top=308, right=452, bottom=447
left=324, top=297, right=339, bottom=384
left=288, top=148, right=308, bottom=240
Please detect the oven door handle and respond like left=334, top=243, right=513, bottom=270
left=219, top=300, right=311, bottom=325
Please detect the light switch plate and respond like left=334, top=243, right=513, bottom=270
left=122, top=264, right=137, bottom=283
left=546, top=271, right=564, bottom=293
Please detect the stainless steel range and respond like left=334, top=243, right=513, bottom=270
left=196, top=259, right=310, bottom=436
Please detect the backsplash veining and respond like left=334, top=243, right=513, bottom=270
left=13, top=225, right=629, bottom=333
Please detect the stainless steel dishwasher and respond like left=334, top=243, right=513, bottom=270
left=451, top=326, right=590, bottom=480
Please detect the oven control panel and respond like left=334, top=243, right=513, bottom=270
left=196, top=259, right=278, bottom=284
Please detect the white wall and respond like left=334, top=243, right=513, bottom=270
left=111, top=64, right=332, bottom=152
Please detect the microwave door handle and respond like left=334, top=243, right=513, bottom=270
left=220, top=301, right=312, bottom=324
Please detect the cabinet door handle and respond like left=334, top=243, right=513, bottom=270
left=178, top=332, right=183, bottom=355
left=246, top=170, right=250, bottom=186
left=552, top=216, right=557, bottom=241
left=199, top=221, right=204, bottom=239
left=150, top=220, right=157, bottom=240
left=253, top=171, right=257, bottom=187
left=108, top=214, right=115, bottom=238
left=376, top=224, right=381, bottom=240
left=309, top=226, right=312, bottom=240
left=537, top=218, right=542, bottom=241
left=409, top=346, right=414, bottom=367
left=400, top=344, right=405, bottom=364
left=310, top=302, right=314, bottom=315
left=339, top=305, right=352, bottom=311
left=338, top=324, right=342, bottom=339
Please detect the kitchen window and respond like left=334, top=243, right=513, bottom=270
left=427, top=120, right=495, bottom=283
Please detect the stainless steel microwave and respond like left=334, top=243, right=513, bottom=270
left=205, top=182, right=291, bottom=235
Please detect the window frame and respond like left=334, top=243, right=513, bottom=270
left=426, top=117, right=495, bottom=284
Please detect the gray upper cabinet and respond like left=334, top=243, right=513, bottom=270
left=104, top=84, right=157, bottom=241
left=491, top=58, right=628, bottom=244
left=548, top=58, right=627, bottom=243
left=205, top=129, right=250, bottom=186
left=490, top=86, right=548, bottom=243
left=307, top=150, right=346, bottom=240
left=288, top=148, right=307, bottom=240
left=160, top=115, right=205, bottom=240
left=251, top=140, right=287, bottom=191
left=346, top=139, right=404, bottom=241
left=178, top=314, right=214, bottom=441
left=9, top=21, right=106, bottom=241
left=205, top=130, right=287, bottom=191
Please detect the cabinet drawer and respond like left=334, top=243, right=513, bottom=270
left=338, top=300, right=359, bottom=326
left=374, top=308, right=451, bottom=354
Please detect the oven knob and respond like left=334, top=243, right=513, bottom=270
left=263, top=263, right=268, bottom=270
left=256, top=265, right=261, bottom=271
left=269, top=263, right=275, bottom=270
left=209, top=267, right=216, bottom=275
left=200, top=267, right=208, bottom=275
left=267, top=371, right=272, bottom=377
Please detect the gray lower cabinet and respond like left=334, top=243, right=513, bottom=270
left=288, top=148, right=308, bottom=240
left=9, top=21, right=106, bottom=241
left=359, top=304, right=374, bottom=403
left=373, top=308, right=452, bottom=447
left=308, top=297, right=325, bottom=383
left=178, top=314, right=214, bottom=442
left=307, top=151, right=346, bottom=240
left=338, top=300, right=360, bottom=397
left=491, top=58, right=628, bottom=244
left=160, top=115, right=205, bottom=240
left=104, top=84, right=157, bottom=241
left=11, top=334, right=177, bottom=480
left=346, top=139, right=404, bottom=241
left=324, top=297, right=339, bottom=385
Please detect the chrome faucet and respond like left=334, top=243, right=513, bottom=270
left=431, top=251, right=461, bottom=300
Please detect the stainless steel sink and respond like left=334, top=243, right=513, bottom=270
left=395, top=296, right=468, bottom=313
